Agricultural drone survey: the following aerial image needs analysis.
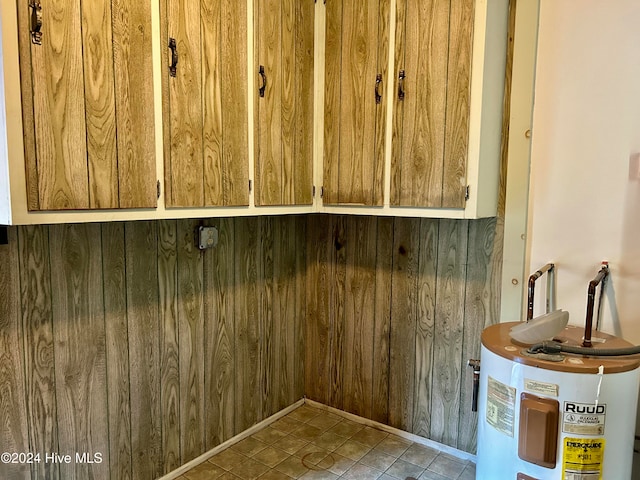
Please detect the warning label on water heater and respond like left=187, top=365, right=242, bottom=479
left=562, top=437, right=605, bottom=480
left=563, top=402, right=606, bottom=435
left=486, top=376, right=516, bottom=437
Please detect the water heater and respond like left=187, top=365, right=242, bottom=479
left=476, top=323, right=640, bottom=479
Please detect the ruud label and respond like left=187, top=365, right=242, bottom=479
left=562, top=402, right=606, bottom=435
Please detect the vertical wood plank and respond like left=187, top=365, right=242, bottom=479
left=442, top=0, right=474, bottom=208
left=373, top=0, right=390, bottom=206
left=82, top=0, right=117, bottom=209
left=202, top=0, right=224, bottom=206
left=270, top=217, right=298, bottom=411
left=389, top=0, right=406, bottom=206
left=371, top=218, right=393, bottom=424
left=458, top=218, right=499, bottom=452
left=50, top=224, right=109, bottom=479
left=260, top=217, right=275, bottom=416
left=305, top=215, right=331, bottom=403
left=221, top=0, right=249, bottom=206
left=292, top=0, right=314, bottom=205
left=392, top=0, right=450, bottom=207
left=18, top=226, right=59, bottom=480
left=280, top=0, right=294, bottom=205
left=430, top=219, right=468, bottom=447
left=16, top=1, right=40, bottom=210
left=125, top=222, right=162, bottom=480
left=293, top=216, right=307, bottom=400
left=329, top=216, right=346, bottom=409
left=0, top=229, right=30, bottom=480
left=412, top=219, right=439, bottom=437
left=203, top=218, right=235, bottom=448
left=388, top=218, right=419, bottom=431
left=31, top=0, right=88, bottom=209
left=167, top=0, right=203, bottom=207
left=256, top=0, right=283, bottom=205
left=177, top=220, right=205, bottom=462
left=343, top=217, right=376, bottom=418
left=322, top=0, right=342, bottom=205
left=101, top=223, right=132, bottom=480
left=338, top=0, right=381, bottom=205
left=112, top=0, right=157, bottom=208
left=158, top=220, right=180, bottom=473
left=234, top=217, right=261, bottom=431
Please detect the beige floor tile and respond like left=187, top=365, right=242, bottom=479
left=271, top=417, right=305, bottom=434
left=306, top=413, right=341, bottom=432
left=399, top=443, right=439, bottom=468
left=290, top=424, right=324, bottom=442
left=341, top=462, right=384, bottom=480
left=317, top=452, right=355, bottom=476
left=311, top=431, right=347, bottom=451
left=458, top=464, right=476, bottom=480
left=274, top=455, right=311, bottom=479
left=210, top=449, right=248, bottom=471
left=217, top=473, right=243, bottom=480
left=253, top=446, right=291, bottom=468
left=333, top=439, right=372, bottom=462
left=358, top=449, right=396, bottom=471
left=272, top=435, right=309, bottom=455
left=286, top=406, right=322, bottom=423
left=425, top=455, right=466, bottom=479
left=349, top=426, right=388, bottom=447
left=258, top=470, right=293, bottom=480
left=183, top=460, right=226, bottom=480
left=385, top=458, right=425, bottom=479
left=299, top=469, right=339, bottom=480
left=229, top=457, right=270, bottom=480
left=232, top=437, right=269, bottom=457
left=253, top=427, right=289, bottom=445
left=293, top=443, right=330, bottom=463
left=326, top=420, right=363, bottom=438
left=418, top=469, right=449, bottom=480
left=373, top=435, right=412, bottom=457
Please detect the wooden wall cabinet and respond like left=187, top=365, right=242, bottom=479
left=322, top=0, right=389, bottom=206
left=162, top=0, right=249, bottom=208
left=254, top=0, right=314, bottom=206
left=16, top=0, right=157, bottom=211
left=321, top=0, right=510, bottom=218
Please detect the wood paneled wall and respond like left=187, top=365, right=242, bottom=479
left=305, top=214, right=503, bottom=453
left=0, top=216, right=306, bottom=480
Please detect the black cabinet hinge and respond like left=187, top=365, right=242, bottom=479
left=249, top=180, right=252, bottom=192
left=157, top=180, right=161, bottom=199
left=465, top=185, right=470, bottom=201
left=321, top=186, right=324, bottom=198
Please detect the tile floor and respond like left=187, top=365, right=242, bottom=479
left=175, top=404, right=476, bottom=480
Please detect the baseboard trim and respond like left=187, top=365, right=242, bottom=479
left=303, top=398, right=477, bottom=463
left=158, top=398, right=305, bottom=480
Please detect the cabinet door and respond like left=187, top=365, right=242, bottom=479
left=391, top=0, right=473, bottom=208
left=18, top=0, right=157, bottom=210
left=323, top=0, right=389, bottom=206
left=254, top=0, right=314, bottom=206
left=164, top=0, right=249, bottom=207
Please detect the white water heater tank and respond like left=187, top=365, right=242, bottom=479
left=476, top=323, right=640, bottom=479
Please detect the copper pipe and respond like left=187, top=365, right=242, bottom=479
left=527, top=263, right=555, bottom=321
left=583, top=264, right=609, bottom=348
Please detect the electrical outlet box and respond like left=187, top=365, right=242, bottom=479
left=197, top=226, right=218, bottom=250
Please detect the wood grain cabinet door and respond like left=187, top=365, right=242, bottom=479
left=323, top=0, right=390, bottom=206
left=164, top=0, right=249, bottom=208
left=18, top=0, right=157, bottom=211
left=254, top=0, right=314, bottom=206
left=390, top=0, right=474, bottom=208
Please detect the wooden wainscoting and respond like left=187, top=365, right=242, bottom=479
left=0, top=217, right=306, bottom=480
left=305, top=214, right=503, bottom=453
